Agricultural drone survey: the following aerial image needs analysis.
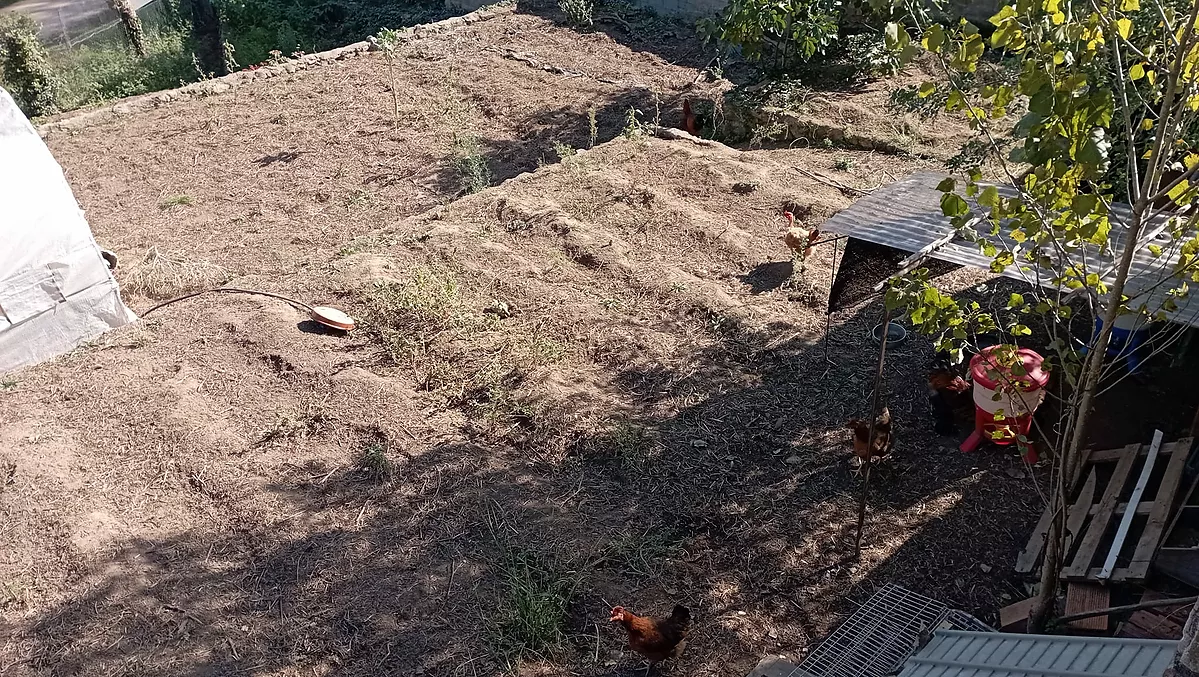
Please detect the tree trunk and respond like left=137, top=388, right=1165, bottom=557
left=106, top=0, right=146, bottom=58
left=189, top=0, right=227, bottom=77
left=1029, top=0, right=1199, bottom=630
left=1167, top=603, right=1199, bottom=677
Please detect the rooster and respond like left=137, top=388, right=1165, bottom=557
left=846, top=406, right=894, bottom=474
left=682, top=99, right=698, bottom=136
left=610, top=605, right=691, bottom=672
left=782, top=211, right=820, bottom=261
left=928, top=354, right=971, bottom=436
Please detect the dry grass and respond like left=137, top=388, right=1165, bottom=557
left=118, top=246, right=230, bottom=300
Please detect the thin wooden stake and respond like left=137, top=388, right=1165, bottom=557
left=854, top=305, right=892, bottom=559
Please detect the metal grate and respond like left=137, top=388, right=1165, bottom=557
left=789, top=584, right=992, bottom=677
left=940, top=609, right=993, bottom=633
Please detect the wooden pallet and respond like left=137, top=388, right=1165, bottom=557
left=1015, top=436, right=1192, bottom=583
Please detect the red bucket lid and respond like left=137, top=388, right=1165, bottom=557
left=970, top=346, right=1049, bottom=390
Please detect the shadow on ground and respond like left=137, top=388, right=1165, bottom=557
left=16, top=277, right=1108, bottom=676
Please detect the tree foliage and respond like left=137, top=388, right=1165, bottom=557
left=701, top=0, right=843, bottom=72
left=878, top=0, right=1199, bottom=629
left=0, top=14, right=60, bottom=118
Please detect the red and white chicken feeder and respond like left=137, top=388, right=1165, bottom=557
left=960, top=346, right=1049, bottom=462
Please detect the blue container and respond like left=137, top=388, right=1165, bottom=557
left=1084, top=316, right=1152, bottom=373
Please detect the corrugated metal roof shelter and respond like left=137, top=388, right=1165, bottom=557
left=898, top=630, right=1178, bottom=677
left=820, top=172, right=1199, bottom=328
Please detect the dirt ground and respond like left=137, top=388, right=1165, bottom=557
left=0, top=6, right=1078, bottom=677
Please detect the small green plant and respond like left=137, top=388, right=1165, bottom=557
left=453, top=134, right=491, bottom=194
left=598, top=420, right=656, bottom=471
left=0, top=14, right=61, bottom=118
left=221, top=39, right=239, bottom=73
left=621, top=107, right=648, bottom=139
left=0, top=579, right=28, bottom=611
left=603, top=526, right=681, bottom=578
left=337, top=233, right=396, bottom=257
left=821, top=137, right=834, bottom=149
left=159, top=194, right=193, bottom=209
left=345, top=188, right=374, bottom=209
left=492, top=548, right=579, bottom=663
left=374, top=28, right=403, bottom=125
left=359, top=442, right=392, bottom=481
left=748, top=120, right=786, bottom=148
left=0, top=378, right=16, bottom=391
left=558, top=0, right=594, bottom=28
left=833, top=156, right=855, bottom=172
left=552, top=141, right=576, bottom=160
left=587, top=106, right=598, bottom=148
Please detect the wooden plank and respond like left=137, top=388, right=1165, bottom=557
left=1016, top=503, right=1056, bottom=574
left=1088, top=443, right=1177, bottom=463
left=1118, top=620, right=1157, bottom=639
left=1088, top=501, right=1153, bottom=517
left=1098, top=430, right=1164, bottom=580
left=1125, top=439, right=1193, bottom=580
left=1128, top=610, right=1185, bottom=639
left=1065, top=582, right=1110, bottom=630
left=1142, top=589, right=1198, bottom=615
left=999, top=596, right=1037, bottom=632
left=1081, top=566, right=1134, bottom=580
left=1063, top=444, right=1141, bottom=578
left=1014, top=450, right=1096, bottom=575
left=1065, top=470, right=1099, bottom=557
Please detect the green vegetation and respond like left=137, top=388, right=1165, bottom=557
left=359, top=441, right=392, bottom=481
left=700, top=0, right=900, bottom=82
left=453, top=134, right=492, bottom=194
left=373, top=28, right=402, bottom=125
left=0, top=14, right=61, bottom=116
left=485, top=505, right=587, bottom=667
left=158, top=193, right=194, bottom=208
left=491, top=548, right=580, bottom=664
left=881, top=0, right=1199, bottom=631
left=0, top=0, right=447, bottom=118
left=365, top=268, right=492, bottom=363
left=558, top=0, right=594, bottom=28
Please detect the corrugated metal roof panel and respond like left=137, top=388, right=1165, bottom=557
left=820, top=172, right=1199, bottom=328
left=898, top=630, right=1178, bottom=677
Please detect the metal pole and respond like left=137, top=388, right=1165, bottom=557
left=854, top=304, right=893, bottom=559
left=824, top=236, right=841, bottom=366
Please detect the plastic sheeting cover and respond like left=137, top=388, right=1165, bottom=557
left=0, top=87, right=136, bottom=374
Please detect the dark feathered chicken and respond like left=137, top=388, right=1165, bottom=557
left=928, top=354, right=971, bottom=436
left=846, top=406, right=894, bottom=472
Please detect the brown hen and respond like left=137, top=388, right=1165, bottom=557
left=610, top=604, right=691, bottom=671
